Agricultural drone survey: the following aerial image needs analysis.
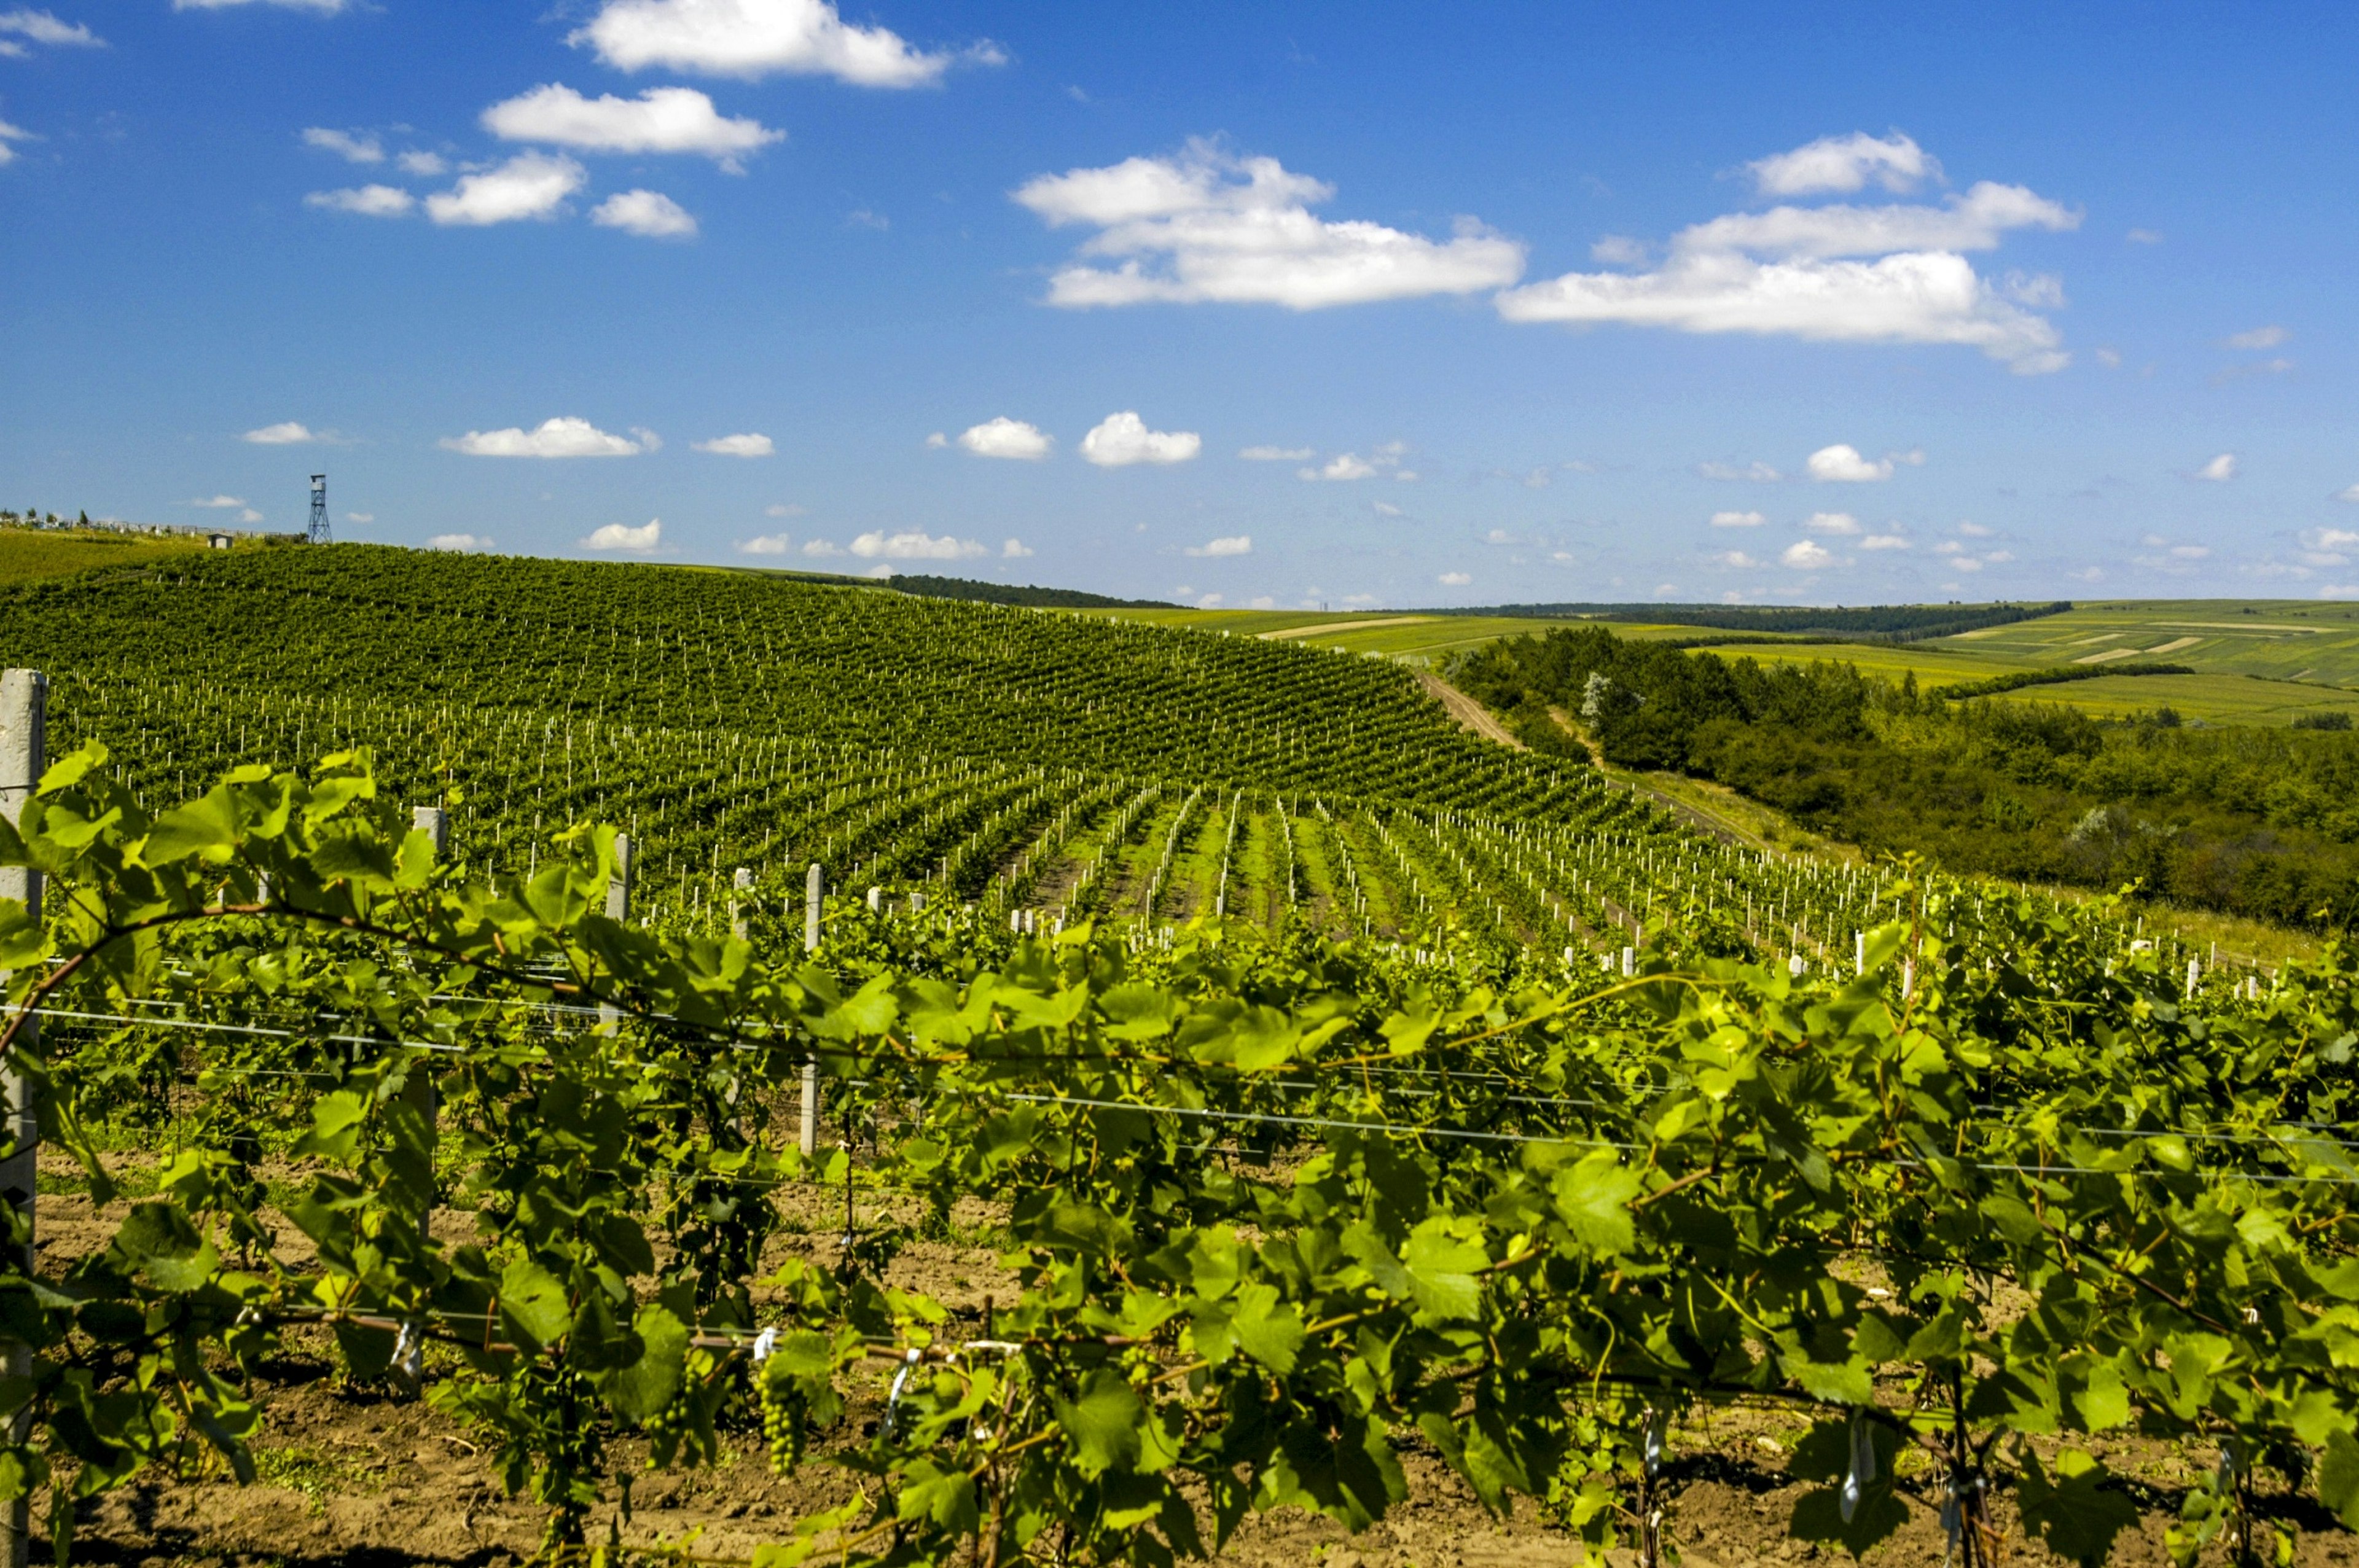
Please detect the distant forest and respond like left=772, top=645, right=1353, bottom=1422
left=1452, top=623, right=2359, bottom=929
left=1430, top=600, right=2073, bottom=642
left=885, top=575, right=1176, bottom=610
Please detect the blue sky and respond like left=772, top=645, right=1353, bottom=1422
left=4, top=0, right=2357, bottom=607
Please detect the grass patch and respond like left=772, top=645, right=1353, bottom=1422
left=250, top=1443, right=377, bottom=1513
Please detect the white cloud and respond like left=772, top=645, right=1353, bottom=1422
left=2226, top=325, right=2288, bottom=350
left=581, top=518, right=662, bottom=551
left=2095, top=346, right=2122, bottom=367
left=241, top=421, right=319, bottom=444
left=2126, top=228, right=2163, bottom=244
left=2339, top=484, right=2359, bottom=504
left=305, top=184, right=416, bottom=217
left=571, top=0, right=959, bottom=87
left=1498, top=152, right=2079, bottom=373
left=1590, top=234, right=1648, bottom=265
left=1950, top=557, right=1984, bottom=572
left=1699, top=459, right=1781, bottom=482
left=1372, top=501, right=1401, bottom=517
left=301, top=127, right=382, bottom=164
left=801, top=539, right=841, bottom=556
left=851, top=528, right=987, bottom=560
left=442, top=416, right=647, bottom=458
left=1782, top=539, right=1833, bottom=569
left=1185, top=535, right=1251, bottom=558
left=592, top=185, right=705, bottom=234
left=2196, top=452, right=2237, bottom=482
left=483, top=84, right=781, bottom=169
left=1079, top=410, right=1201, bottom=467
left=1983, top=550, right=2014, bottom=563
left=1014, top=139, right=1525, bottom=310
left=737, top=532, right=791, bottom=554
left=957, top=417, right=1050, bottom=460
left=425, top=153, right=585, bottom=227
left=924, top=432, right=947, bottom=448
left=345, top=512, right=373, bottom=523
left=1239, top=445, right=1313, bottom=461
left=1860, top=533, right=1910, bottom=550
left=189, top=494, right=246, bottom=509
left=1249, top=595, right=1277, bottom=609
left=0, top=8, right=98, bottom=49
left=1806, top=443, right=1894, bottom=482
left=1801, top=511, right=1861, bottom=535
left=1709, top=510, right=1765, bottom=528
left=1195, top=593, right=1224, bottom=607
left=425, top=532, right=493, bottom=552
left=1438, top=571, right=1472, bottom=586
left=2171, top=544, right=2211, bottom=560
left=765, top=502, right=805, bottom=517
left=1748, top=131, right=1936, bottom=197
left=1957, top=520, right=1994, bottom=537
left=693, top=431, right=772, bottom=456
left=1302, top=453, right=1375, bottom=482
left=237, top=508, right=264, bottom=523
left=1002, top=537, right=1033, bottom=558
left=397, top=150, right=448, bottom=177
left=0, top=120, right=33, bottom=165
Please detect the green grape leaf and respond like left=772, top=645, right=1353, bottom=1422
left=1051, top=1368, right=1143, bottom=1478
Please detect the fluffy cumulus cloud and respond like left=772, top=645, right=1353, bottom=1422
left=956, top=417, right=1050, bottom=460
left=1079, top=411, right=1200, bottom=467
left=581, top=519, right=662, bottom=551
left=1498, top=133, right=2079, bottom=373
left=302, top=127, right=381, bottom=163
left=1299, top=442, right=1413, bottom=483
left=1748, top=131, right=1936, bottom=197
left=571, top=0, right=961, bottom=87
left=2196, top=452, right=2238, bottom=482
left=1802, top=511, right=1861, bottom=535
left=426, top=153, right=585, bottom=227
left=2301, top=529, right=2359, bottom=568
left=426, top=533, right=493, bottom=552
left=1003, top=538, right=1032, bottom=558
left=1184, top=535, right=1251, bottom=558
left=1782, top=539, right=1834, bottom=569
left=593, top=189, right=698, bottom=236
left=851, top=529, right=987, bottom=560
left=306, top=185, right=416, bottom=217
left=398, top=150, right=448, bottom=177
left=2226, top=325, right=2288, bottom=350
left=483, top=85, right=781, bottom=169
left=1014, top=139, right=1525, bottom=310
left=0, top=119, right=33, bottom=165
left=1861, top=533, right=1911, bottom=550
left=189, top=494, right=246, bottom=509
left=1438, top=571, right=1472, bottom=586
left=241, top=421, right=319, bottom=444
left=737, top=533, right=791, bottom=554
left=693, top=432, right=772, bottom=456
left=442, top=416, right=649, bottom=458
left=1239, top=445, right=1313, bottom=461
left=2339, top=484, right=2359, bottom=504
left=1806, top=443, right=1894, bottom=482
left=1709, top=510, right=1765, bottom=528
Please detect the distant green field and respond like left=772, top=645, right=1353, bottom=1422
left=0, top=527, right=209, bottom=583
left=1087, top=598, right=2359, bottom=727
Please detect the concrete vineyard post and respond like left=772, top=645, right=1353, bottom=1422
left=801, top=864, right=821, bottom=1156
left=732, top=867, right=753, bottom=940
left=600, top=832, right=633, bottom=1032
left=0, top=670, right=41, bottom=1568
left=407, top=805, right=450, bottom=1195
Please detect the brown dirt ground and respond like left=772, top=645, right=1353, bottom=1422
left=33, top=1158, right=2359, bottom=1567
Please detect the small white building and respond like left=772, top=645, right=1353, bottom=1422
left=208, top=532, right=233, bottom=550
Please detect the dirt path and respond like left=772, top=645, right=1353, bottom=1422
left=1414, top=670, right=1525, bottom=750
left=1261, top=615, right=1434, bottom=641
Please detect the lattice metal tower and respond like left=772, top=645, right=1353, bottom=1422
left=307, top=474, right=330, bottom=545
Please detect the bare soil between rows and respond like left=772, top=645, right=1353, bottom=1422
left=34, top=1166, right=2358, bottom=1566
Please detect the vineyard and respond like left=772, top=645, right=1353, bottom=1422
left=0, top=545, right=2351, bottom=1567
